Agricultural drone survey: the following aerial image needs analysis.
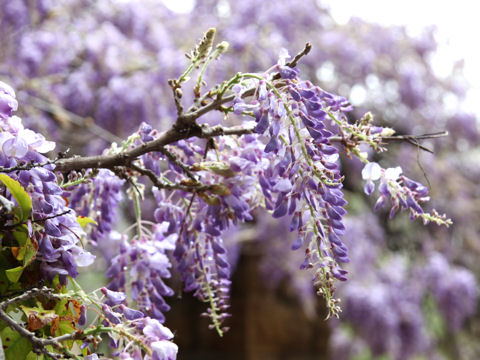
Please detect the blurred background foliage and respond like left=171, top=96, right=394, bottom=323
left=1, top=0, right=479, bottom=358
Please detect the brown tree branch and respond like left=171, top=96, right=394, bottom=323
left=129, top=163, right=216, bottom=194
left=0, top=287, right=65, bottom=358
left=54, top=126, right=447, bottom=173
left=54, top=124, right=254, bottom=173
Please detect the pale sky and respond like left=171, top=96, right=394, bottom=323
left=326, top=0, right=480, bottom=115
left=161, top=0, right=480, bottom=116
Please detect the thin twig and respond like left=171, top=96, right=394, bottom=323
left=415, top=140, right=432, bottom=189
left=159, top=146, right=197, bottom=180
left=0, top=286, right=61, bottom=309
left=380, top=131, right=449, bottom=153
left=55, top=128, right=447, bottom=173
left=129, top=163, right=212, bottom=193
left=168, top=79, right=184, bottom=116
left=32, top=210, right=71, bottom=223
left=329, top=131, right=449, bottom=153
left=287, top=42, right=312, bottom=68
left=0, top=159, right=57, bottom=173
left=272, top=42, right=312, bottom=81
left=380, top=131, right=448, bottom=142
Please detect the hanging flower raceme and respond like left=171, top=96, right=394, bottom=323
left=97, top=299, right=178, bottom=360
left=223, top=50, right=354, bottom=315
left=361, top=162, right=451, bottom=225
left=105, top=222, right=177, bottom=322
left=68, top=168, right=125, bottom=244
left=0, top=83, right=94, bottom=284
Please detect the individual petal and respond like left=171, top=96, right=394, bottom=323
left=0, top=82, right=18, bottom=119
left=264, top=136, right=279, bottom=153
left=143, top=318, right=174, bottom=340
left=361, top=162, right=382, bottom=181
left=279, top=66, right=299, bottom=79
left=119, top=304, right=145, bottom=320
left=277, top=48, right=290, bottom=65
left=102, top=304, right=121, bottom=325
left=3, top=137, right=28, bottom=158
left=72, top=248, right=96, bottom=267
left=101, top=287, right=127, bottom=305
left=273, top=178, right=292, bottom=193
left=290, top=237, right=303, bottom=250
left=254, top=111, right=269, bottom=134
left=78, top=305, right=87, bottom=326
left=384, top=166, right=402, bottom=181
left=151, top=340, right=178, bottom=360
left=364, top=180, right=376, bottom=195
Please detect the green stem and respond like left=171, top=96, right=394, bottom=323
left=202, top=273, right=223, bottom=337
left=69, top=277, right=102, bottom=311
left=307, top=204, right=334, bottom=314
left=133, top=188, right=142, bottom=239
left=177, top=63, right=196, bottom=84
left=60, top=172, right=95, bottom=188
left=196, top=48, right=222, bottom=92
left=326, top=110, right=377, bottom=148
left=120, top=134, right=141, bottom=153
left=218, top=72, right=243, bottom=98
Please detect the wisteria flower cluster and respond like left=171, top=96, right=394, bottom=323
left=0, top=23, right=460, bottom=360
left=361, top=161, right=451, bottom=225
left=0, top=81, right=94, bottom=284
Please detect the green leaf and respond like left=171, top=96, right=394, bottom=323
left=26, top=352, right=43, bottom=360
left=6, top=226, right=36, bottom=268
left=1, top=327, right=33, bottom=360
left=5, top=267, right=23, bottom=283
left=13, top=226, right=29, bottom=247
left=54, top=298, right=69, bottom=317
left=0, top=174, right=32, bottom=221
left=22, top=237, right=37, bottom=268
left=58, top=320, right=76, bottom=335
left=56, top=321, right=76, bottom=349
left=76, top=216, right=98, bottom=228
left=11, top=226, right=29, bottom=261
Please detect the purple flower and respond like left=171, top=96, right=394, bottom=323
left=361, top=162, right=381, bottom=195
left=69, top=169, right=124, bottom=246
left=102, top=304, right=121, bottom=325
left=119, top=305, right=144, bottom=320
left=101, top=287, right=127, bottom=305
left=105, top=222, right=175, bottom=322
left=151, top=341, right=178, bottom=360
left=143, top=318, right=174, bottom=340
left=78, top=305, right=87, bottom=326
left=279, top=65, right=300, bottom=79
left=0, top=81, right=18, bottom=119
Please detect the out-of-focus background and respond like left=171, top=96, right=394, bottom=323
left=1, top=0, right=479, bottom=359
